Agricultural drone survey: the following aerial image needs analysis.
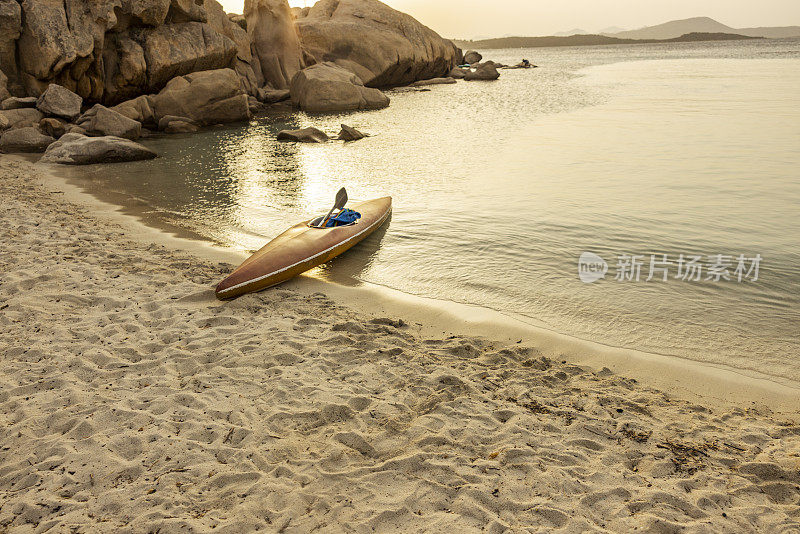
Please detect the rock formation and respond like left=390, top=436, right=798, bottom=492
left=290, top=62, right=389, bottom=112
left=0, top=0, right=465, bottom=154
left=4, top=0, right=255, bottom=104
left=140, top=22, right=237, bottom=90
left=76, top=104, right=143, bottom=139
left=296, top=0, right=460, bottom=87
left=206, top=0, right=259, bottom=96
left=41, top=132, right=157, bottom=164
left=245, top=0, right=306, bottom=89
left=148, top=68, right=250, bottom=125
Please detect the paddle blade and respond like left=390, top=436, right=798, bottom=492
left=317, top=187, right=349, bottom=228
left=335, top=187, right=348, bottom=209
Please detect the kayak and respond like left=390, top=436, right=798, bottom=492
left=215, top=196, right=392, bottom=299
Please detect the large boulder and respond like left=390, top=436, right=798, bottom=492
left=36, top=84, right=83, bottom=120
left=296, top=0, right=459, bottom=87
left=464, top=62, right=500, bottom=81
left=102, top=33, right=149, bottom=104
left=40, top=132, right=157, bottom=164
left=290, top=62, right=389, bottom=112
left=0, top=126, right=55, bottom=152
left=16, top=0, right=77, bottom=82
left=245, top=0, right=306, bottom=90
left=0, top=107, right=44, bottom=130
left=149, top=68, right=250, bottom=125
left=16, top=0, right=118, bottom=98
left=463, top=50, right=482, bottom=64
left=141, top=22, right=238, bottom=89
left=76, top=104, right=142, bottom=139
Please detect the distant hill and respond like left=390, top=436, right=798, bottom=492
left=553, top=26, right=626, bottom=36
left=603, top=16, right=800, bottom=39
left=453, top=32, right=762, bottom=51
left=598, top=26, right=627, bottom=34
left=554, top=28, right=588, bottom=37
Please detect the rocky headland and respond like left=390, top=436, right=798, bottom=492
left=0, top=0, right=469, bottom=163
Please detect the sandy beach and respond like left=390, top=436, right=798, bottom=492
left=1, top=155, right=799, bottom=532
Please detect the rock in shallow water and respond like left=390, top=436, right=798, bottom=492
left=0, top=126, right=54, bottom=153
left=259, top=88, right=290, bottom=104
left=158, top=115, right=197, bottom=132
left=40, top=133, right=157, bottom=164
left=409, top=77, right=456, bottom=87
left=156, top=115, right=199, bottom=133
left=337, top=124, right=366, bottom=141
left=277, top=127, right=329, bottom=143
left=290, top=62, right=389, bottom=112
left=464, top=62, right=500, bottom=81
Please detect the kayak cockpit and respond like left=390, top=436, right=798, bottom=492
left=307, top=208, right=361, bottom=229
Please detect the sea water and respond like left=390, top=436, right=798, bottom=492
left=63, top=38, right=800, bottom=382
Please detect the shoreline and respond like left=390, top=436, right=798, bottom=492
left=34, top=156, right=800, bottom=414
left=3, top=155, right=800, bottom=531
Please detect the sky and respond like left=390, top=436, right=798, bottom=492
left=218, top=0, right=800, bottom=39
